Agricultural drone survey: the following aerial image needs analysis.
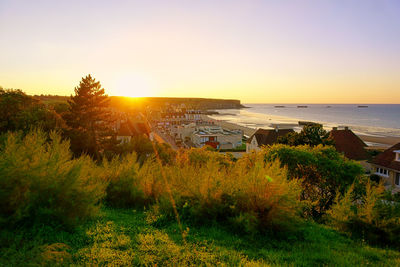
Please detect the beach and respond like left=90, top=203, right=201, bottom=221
left=358, top=135, right=400, bottom=148
left=203, top=115, right=400, bottom=149
left=202, top=115, right=257, bottom=137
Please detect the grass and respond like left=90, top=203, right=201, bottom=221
left=1, top=207, right=399, bottom=266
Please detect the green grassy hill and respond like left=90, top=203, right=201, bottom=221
left=1, top=207, right=399, bottom=266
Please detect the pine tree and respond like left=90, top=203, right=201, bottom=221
left=63, top=75, right=116, bottom=158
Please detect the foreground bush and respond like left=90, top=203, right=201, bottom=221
left=106, top=148, right=304, bottom=232
left=0, top=130, right=106, bottom=227
left=327, top=181, right=400, bottom=248
left=261, top=144, right=364, bottom=218
left=102, top=153, right=163, bottom=207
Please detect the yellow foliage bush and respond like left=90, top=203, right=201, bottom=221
left=327, top=180, right=400, bottom=247
left=104, top=147, right=303, bottom=231
left=0, top=130, right=106, bottom=226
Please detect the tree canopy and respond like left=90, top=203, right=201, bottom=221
left=63, top=75, right=117, bottom=158
left=278, top=124, right=334, bottom=147
left=260, top=144, right=364, bottom=218
left=0, top=88, right=63, bottom=134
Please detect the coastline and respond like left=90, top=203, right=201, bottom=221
left=203, top=115, right=400, bottom=149
left=202, top=115, right=256, bottom=137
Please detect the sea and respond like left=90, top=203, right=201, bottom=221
left=209, top=104, right=400, bottom=138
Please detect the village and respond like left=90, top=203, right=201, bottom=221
left=113, top=103, right=400, bottom=194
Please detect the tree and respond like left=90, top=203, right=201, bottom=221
left=278, top=124, right=334, bottom=147
left=0, top=88, right=63, bottom=134
left=63, top=75, right=117, bottom=159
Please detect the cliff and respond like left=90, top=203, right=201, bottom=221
left=109, top=97, right=245, bottom=110
left=34, top=95, right=245, bottom=111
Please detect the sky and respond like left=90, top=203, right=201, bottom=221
left=1, top=0, right=399, bottom=103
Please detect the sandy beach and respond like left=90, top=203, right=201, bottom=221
left=202, top=115, right=257, bottom=137
left=358, top=135, right=400, bottom=147
left=203, top=115, right=400, bottom=149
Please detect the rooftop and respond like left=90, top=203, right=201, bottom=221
left=372, top=143, right=400, bottom=171
left=329, top=128, right=368, bottom=160
left=247, top=128, right=294, bottom=146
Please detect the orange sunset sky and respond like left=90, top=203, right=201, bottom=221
left=1, top=0, right=399, bottom=103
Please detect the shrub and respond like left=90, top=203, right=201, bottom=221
left=102, top=153, right=163, bottom=207
left=114, top=135, right=177, bottom=165
left=103, top=147, right=303, bottom=232
left=0, top=129, right=106, bottom=227
left=327, top=180, right=400, bottom=248
left=262, top=144, right=364, bottom=218
left=157, top=148, right=303, bottom=232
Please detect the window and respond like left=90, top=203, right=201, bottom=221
left=376, top=167, right=389, bottom=176
left=396, top=173, right=400, bottom=186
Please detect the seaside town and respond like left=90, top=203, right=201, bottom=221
left=115, top=102, right=400, bottom=193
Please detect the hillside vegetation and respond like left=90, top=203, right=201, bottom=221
left=2, top=208, right=400, bottom=266
left=1, top=129, right=400, bottom=266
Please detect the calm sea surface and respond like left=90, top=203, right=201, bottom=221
left=209, top=104, right=400, bottom=137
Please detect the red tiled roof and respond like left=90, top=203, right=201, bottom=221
left=247, top=128, right=294, bottom=146
left=329, top=129, right=368, bottom=160
left=372, top=143, right=400, bottom=171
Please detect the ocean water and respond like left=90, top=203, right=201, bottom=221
left=209, top=104, right=400, bottom=137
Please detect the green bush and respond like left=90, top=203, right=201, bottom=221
left=101, top=147, right=303, bottom=232
left=157, top=148, right=303, bottom=232
left=0, top=129, right=106, bottom=227
left=114, top=135, right=177, bottom=165
left=327, top=180, right=400, bottom=248
left=102, top=153, right=156, bottom=207
left=261, top=144, right=364, bottom=218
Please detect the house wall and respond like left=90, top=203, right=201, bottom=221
left=192, top=132, right=242, bottom=149
left=246, top=137, right=260, bottom=152
left=217, top=133, right=242, bottom=149
left=178, top=124, right=196, bottom=141
left=370, top=164, right=400, bottom=193
left=191, top=134, right=211, bottom=147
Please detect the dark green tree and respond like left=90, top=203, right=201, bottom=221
left=278, top=124, right=334, bottom=147
left=63, top=75, right=117, bottom=159
left=263, top=144, right=364, bottom=218
left=0, top=88, right=63, bottom=134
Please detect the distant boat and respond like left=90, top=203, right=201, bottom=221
left=358, top=105, right=368, bottom=108
left=326, top=105, right=331, bottom=108
left=274, top=105, right=285, bottom=108
left=297, top=105, right=308, bottom=108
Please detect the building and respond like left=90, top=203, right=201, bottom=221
left=329, top=127, right=369, bottom=160
left=370, top=143, right=400, bottom=192
left=191, top=125, right=243, bottom=149
left=171, top=123, right=197, bottom=143
left=246, top=128, right=294, bottom=152
left=116, top=119, right=150, bottom=143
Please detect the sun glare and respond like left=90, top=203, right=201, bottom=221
left=110, top=73, right=155, bottom=97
